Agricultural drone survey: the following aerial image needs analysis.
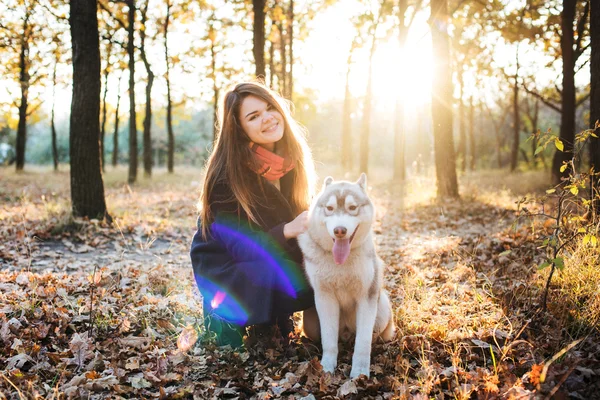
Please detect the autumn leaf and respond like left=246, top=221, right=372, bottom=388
left=177, top=325, right=198, bottom=353
left=554, top=138, right=564, bottom=151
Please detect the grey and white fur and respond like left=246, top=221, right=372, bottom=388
left=298, top=174, right=395, bottom=378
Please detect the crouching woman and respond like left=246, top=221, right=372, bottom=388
left=190, top=82, right=316, bottom=347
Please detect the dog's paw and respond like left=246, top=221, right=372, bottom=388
left=320, top=355, right=337, bottom=374
left=349, top=363, right=370, bottom=379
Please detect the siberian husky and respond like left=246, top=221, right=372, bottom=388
left=297, top=174, right=395, bottom=378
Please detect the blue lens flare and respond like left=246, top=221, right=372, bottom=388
left=195, top=276, right=249, bottom=326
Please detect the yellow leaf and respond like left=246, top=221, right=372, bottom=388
left=592, top=235, right=598, bottom=247
left=546, top=189, right=556, bottom=194
left=578, top=228, right=586, bottom=233
left=560, top=164, right=567, bottom=173
left=555, top=138, right=564, bottom=151
left=570, top=186, right=579, bottom=195
left=583, top=234, right=590, bottom=246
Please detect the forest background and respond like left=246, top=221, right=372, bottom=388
left=1, top=0, right=600, bottom=398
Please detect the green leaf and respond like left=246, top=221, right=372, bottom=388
left=538, top=261, right=551, bottom=270
left=553, top=257, right=564, bottom=270
left=560, top=164, right=568, bottom=173
left=555, top=138, right=564, bottom=151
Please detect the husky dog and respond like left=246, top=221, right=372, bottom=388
left=298, top=174, right=395, bottom=378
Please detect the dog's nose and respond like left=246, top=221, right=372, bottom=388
left=334, top=226, right=347, bottom=238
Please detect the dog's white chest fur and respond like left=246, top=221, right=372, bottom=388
left=297, top=174, right=395, bottom=379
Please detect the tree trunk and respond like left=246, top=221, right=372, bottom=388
left=100, top=56, right=110, bottom=171
left=341, top=39, right=355, bottom=170
left=127, top=0, right=138, bottom=184
left=510, top=45, right=520, bottom=172
left=51, top=55, right=59, bottom=171
left=530, top=99, right=539, bottom=168
left=287, top=0, right=294, bottom=99
left=393, top=0, right=408, bottom=181
left=112, top=71, right=123, bottom=167
left=458, top=70, right=466, bottom=172
left=430, top=0, right=459, bottom=198
left=15, top=18, right=30, bottom=172
left=69, top=0, right=108, bottom=219
left=253, top=0, right=266, bottom=79
left=164, top=0, right=175, bottom=173
left=140, top=0, right=154, bottom=178
left=468, top=95, right=475, bottom=170
left=552, top=0, right=576, bottom=184
left=590, top=0, right=600, bottom=218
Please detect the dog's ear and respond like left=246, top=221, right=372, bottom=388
left=356, top=173, right=367, bottom=190
left=323, top=176, right=334, bottom=188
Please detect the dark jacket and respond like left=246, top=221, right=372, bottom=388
left=190, top=169, right=314, bottom=327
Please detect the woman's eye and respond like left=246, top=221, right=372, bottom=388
left=349, top=205, right=357, bottom=211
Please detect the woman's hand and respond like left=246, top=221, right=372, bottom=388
left=283, top=211, right=309, bottom=239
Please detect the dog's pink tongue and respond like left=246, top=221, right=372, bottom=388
left=332, top=238, right=351, bottom=265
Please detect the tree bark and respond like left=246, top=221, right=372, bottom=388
left=51, top=54, right=59, bottom=171
left=100, top=46, right=111, bottom=171
left=140, top=0, right=154, bottom=177
left=15, top=16, right=30, bottom=172
left=164, top=0, right=174, bottom=173
left=127, top=0, right=138, bottom=184
left=277, top=20, right=287, bottom=97
left=430, top=0, right=459, bottom=198
left=209, top=21, right=219, bottom=141
left=69, top=0, right=108, bottom=219
left=552, top=0, right=576, bottom=184
left=112, top=71, right=123, bottom=167
left=590, top=0, right=600, bottom=218
left=253, top=0, right=266, bottom=79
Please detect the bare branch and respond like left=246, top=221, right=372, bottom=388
left=522, top=85, right=562, bottom=113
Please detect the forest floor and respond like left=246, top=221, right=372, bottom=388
left=0, top=166, right=599, bottom=399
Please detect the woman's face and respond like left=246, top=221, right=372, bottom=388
left=239, top=95, right=284, bottom=151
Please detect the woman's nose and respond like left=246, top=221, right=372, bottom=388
left=263, top=112, right=274, bottom=124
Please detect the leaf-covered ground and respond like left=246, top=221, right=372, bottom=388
left=1, top=167, right=599, bottom=399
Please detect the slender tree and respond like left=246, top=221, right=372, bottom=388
left=69, top=0, right=108, bottom=219
left=551, top=0, right=589, bottom=184
left=164, top=0, right=175, bottom=173
left=100, top=39, right=113, bottom=171
left=140, top=0, right=154, bottom=177
left=126, top=0, right=138, bottom=183
left=112, top=70, right=124, bottom=167
left=342, top=35, right=359, bottom=170
left=50, top=38, right=60, bottom=171
left=430, top=0, right=458, bottom=197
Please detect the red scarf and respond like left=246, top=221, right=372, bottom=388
left=249, top=142, right=295, bottom=181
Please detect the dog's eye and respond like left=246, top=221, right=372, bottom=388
left=326, top=206, right=334, bottom=212
left=348, top=205, right=358, bottom=211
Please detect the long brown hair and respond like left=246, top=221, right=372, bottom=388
left=200, top=82, right=315, bottom=238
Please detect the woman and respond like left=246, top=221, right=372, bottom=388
left=190, top=82, right=316, bottom=347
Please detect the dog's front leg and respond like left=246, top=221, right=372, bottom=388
left=315, top=291, right=340, bottom=374
left=350, top=297, right=378, bottom=378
